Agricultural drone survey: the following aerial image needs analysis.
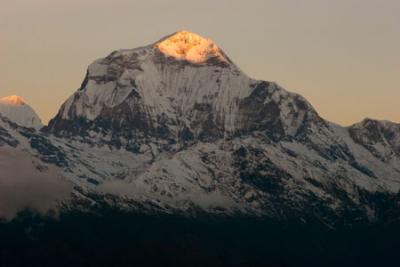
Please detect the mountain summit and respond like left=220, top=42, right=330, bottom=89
left=0, top=95, right=42, bottom=129
left=154, top=31, right=230, bottom=64
left=0, top=95, right=26, bottom=106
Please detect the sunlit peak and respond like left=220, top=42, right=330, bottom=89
left=154, top=30, right=227, bottom=64
left=0, top=95, right=26, bottom=106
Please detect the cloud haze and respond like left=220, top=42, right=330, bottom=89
left=0, top=148, right=73, bottom=220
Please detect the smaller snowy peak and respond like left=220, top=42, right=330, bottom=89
left=0, top=95, right=43, bottom=130
left=351, top=118, right=400, bottom=130
left=154, top=30, right=229, bottom=64
left=0, top=95, right=26, bottom=106
left=348, top=118, right=400, bottom=159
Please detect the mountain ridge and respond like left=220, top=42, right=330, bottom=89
left=1, top=31, right=400, bottom=224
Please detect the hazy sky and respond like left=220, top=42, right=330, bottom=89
left=1, top=0, right=399, bottom=125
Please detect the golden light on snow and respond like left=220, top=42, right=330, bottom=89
left=154, top=31, right=227, bottom=64
left=0, top=95, right=26, bottom=106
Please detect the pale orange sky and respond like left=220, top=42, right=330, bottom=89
left=1, top=0, right=399, bottom=125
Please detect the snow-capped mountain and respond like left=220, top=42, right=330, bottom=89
left=2, top=31, right=400, bottom=223
left=0, top=95, right=43, bottom=130
left=47, top=31, right=320, bottom=146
